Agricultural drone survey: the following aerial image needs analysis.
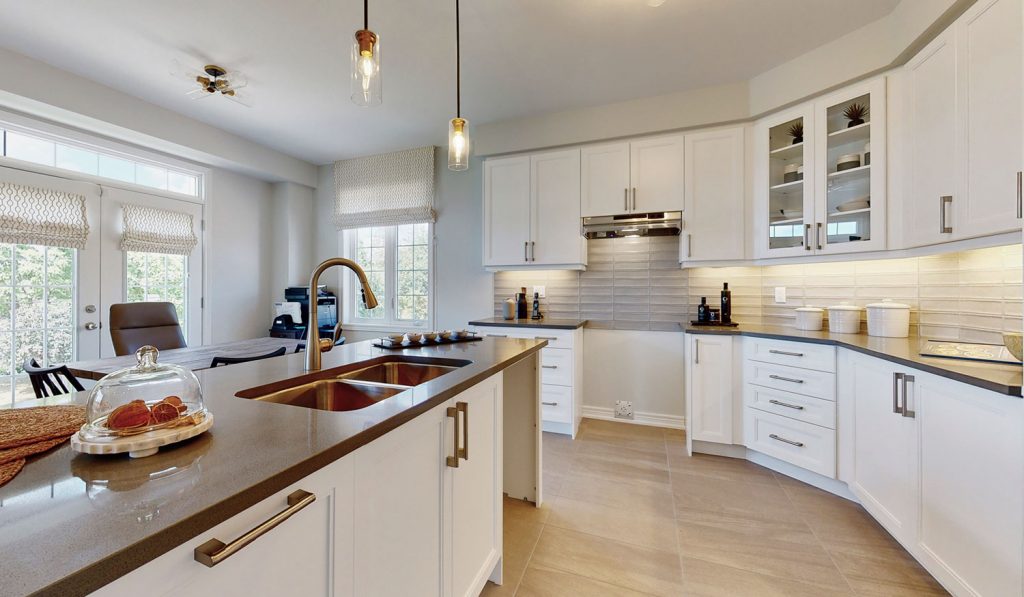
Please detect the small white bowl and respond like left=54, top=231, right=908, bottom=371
left=423, top=332, right=438, bottom=342
left=439, top=331, right=453, bottom=340
left=406, top=333, right=422, bottom=343
left=387, top=333, right=406, bottom=344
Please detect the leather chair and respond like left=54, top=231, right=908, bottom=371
left=109, top=302, right=187, bottom=356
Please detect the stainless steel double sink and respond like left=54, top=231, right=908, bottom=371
left=236, top=356, right=469, bottom=412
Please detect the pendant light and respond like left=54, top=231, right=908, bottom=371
left=447, top=0, right=469, bottom=170
left=351, top=0, right=381, bottom=106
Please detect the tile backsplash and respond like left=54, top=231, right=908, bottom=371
left=494, top=241, right=1022, bottom=343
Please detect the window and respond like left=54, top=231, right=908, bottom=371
left=0, top=129, right=201, bottom=198
left=347, top=223, right=432, bottom=327
left=0, top=243, right=75, bottom=406
left=125, top=252, right=188, bottom=340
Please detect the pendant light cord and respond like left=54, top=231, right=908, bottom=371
left=455, top=0, right=461, bottom=118
left=364, top=0, right=368, bottom=30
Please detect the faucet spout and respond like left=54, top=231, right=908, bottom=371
left=304, top=257, right=378, bottom=371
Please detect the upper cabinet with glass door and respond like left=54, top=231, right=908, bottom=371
left=754, top=77, right=887, bottom=258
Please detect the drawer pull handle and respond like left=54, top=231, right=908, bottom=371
left=535, top=336, right=557, bottom=341
left=542, top=401, right=558, bottom=406
left=769, top=434, right=804, bottom=448
left=768, top=374, right=804, bottom=384
left=486, top=334, right=508, bottom=338
left=768, top=399, right=804, bottom=410
left=768, top=349, right=803, bottom=357
left=541, top=365, right=558, bottom=369
left=194, top=490, right=316, bottom=567
left=457, top=401, right=469, bottom=461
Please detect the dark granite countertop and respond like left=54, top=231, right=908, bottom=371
left=0, top=337, right=546, bottom=597
left=468, top=317, right=587, bottom=330
left=684, top=323, right=1022, bottom=397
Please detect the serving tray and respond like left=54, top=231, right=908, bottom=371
left=72, top=412, right=213, bottom=458
left=372, top=336, right=483, bottom=350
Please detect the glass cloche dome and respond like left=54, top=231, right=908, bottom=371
left=81, top=345, right=206, bottom=439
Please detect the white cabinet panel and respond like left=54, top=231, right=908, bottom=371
left=540, top=384, right=572, bottom=423
left=530, top=149, right=583, bottom=266
left=540, top=348, right=572, bottom=386
left=744, top=337, right=836, bottom=373
left=744, top=384, right=836, bottom=429
left=483, top=156, right=531, bottom=266
left=743, top=408, right=836, bottom=478
left=686, top=334, right=734, bottom=444
left=682, top=127, right=745, bottom=263
left=581, top=142, right=631, bottom=217
left=528, top=330, right=574, bottom=349
left=630, top=135, right=685, bottom=214
left=744, top=360, right=836, bottom=401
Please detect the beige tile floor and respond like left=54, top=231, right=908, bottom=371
left=482, top=418, right=948, bottom=597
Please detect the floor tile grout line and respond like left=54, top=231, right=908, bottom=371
left=510, top=521, right=546, bottom=596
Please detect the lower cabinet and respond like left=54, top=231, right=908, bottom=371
left=93, top=374, right=504, bottom=597
left=685, top=334, right=734, bottom=444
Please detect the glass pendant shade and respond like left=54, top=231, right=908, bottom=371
left=351, top=29, right=381, bottom=106
left=448, top=118, right=469, bottom=171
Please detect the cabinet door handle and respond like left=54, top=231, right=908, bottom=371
left=768, top=399, right=805, bottom=410
left=1017, top=172, right=1022, bottom=219
left=816, top=222, right=823, bottom=250
left=486, top=334, right=508, bottom=338
left=686, top=234, right=692, bottom=258
left=541, top=364, right=558, bottom=369
left=624, top=188, right=629, bottom=212
left=524, top=241, right=528, bottom=262
left=768, top=374, right=804, bottom=384
left=446, top=405, right=460, bottom=468
left=901, top=374, right=916, bottom=418
left=940, top=196, right=953, bottom=233
left=694, top=338, right=699, bottom=364
left=534, top=336, right=557, bottom=341
left=804, top=224, right=812, bottom=251
left=768, top=349, right=803, bottom=357
left=194, top=490, right=316, bottom=567
left=457, top=401, right=469, bottom=460
left=631, top=187, right=637, bottom=211
left=542, top=401, right=558, bottom=406
left=531, top=241, right=536, bottom=261
left=769, top=434, right=804, bottom=448
left=892, top=372, right=904, bottom=414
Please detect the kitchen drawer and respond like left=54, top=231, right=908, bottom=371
left=743, top=407, right=836, bottom=478
left=744, top=383, right=836, bottom=430
left=541, top=384, right=572, bottom=423
left=744, top=337, right=836, bottom=373
left=473, top=327, right=574, bottom=349
left=744, top=360, right=836, bottom=401
left=540, top=348, right=572, bottom=386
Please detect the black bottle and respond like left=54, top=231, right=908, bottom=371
left=516, top=287, right=528, bottom=319
left=720, top=283, right=732, bottom=324
left=531, top=292, right=542, bottom=320
left=697, top=297, right=710, bottom=322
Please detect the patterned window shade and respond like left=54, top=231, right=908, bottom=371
left=333, top=146, right=436, bottom=230
left=120, top=204, right=198, bottom=256
left=0, top=182, right=90, bottom=249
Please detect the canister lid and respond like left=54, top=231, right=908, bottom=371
left=827, top=303, right=862, bottom=311
left=795, top=307, right=824, bottom=313
left=866, top=299, right=910, bottom=310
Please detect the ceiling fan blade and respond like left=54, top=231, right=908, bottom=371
left=222, top=90, right=252, bottom=108
left=170, top=58, right=206, bottom=82
left=222, top=70, right=248, bottom=90
left=188, top=89, right=216, bottom=100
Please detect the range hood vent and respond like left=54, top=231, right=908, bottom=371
left=581, top=211, right=681, bottom=239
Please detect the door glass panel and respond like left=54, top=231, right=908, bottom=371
left=0, top=244, right=77, bottom=406
left=824, top=92, right=872, bottom=246
left=768, top=117, right=806, bottom=250
left=125, top=252, right=188, bottom=341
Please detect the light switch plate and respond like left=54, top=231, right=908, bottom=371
left=533, top=285, right=546, bottom=298
left=774, top=287, right=786, bottom=304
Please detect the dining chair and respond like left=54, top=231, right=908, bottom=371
left=210, top=347, right=288, bottom=368
left=109, top=302, right=187, bottom=356
left=23, top=357, right=86, bottom=399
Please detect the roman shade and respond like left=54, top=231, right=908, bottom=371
left=0, top=182, right=90, bottom=249
left=333, top=146, right=436, bottom=230
left=120, top=204, right=198, bottom=256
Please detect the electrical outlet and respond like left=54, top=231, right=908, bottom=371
left=533, top=285, right=546, bottom=298
left=615, top=400, right=634, bottom=420
left=774, top=286, right=787, bottom=304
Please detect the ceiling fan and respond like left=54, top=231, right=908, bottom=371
left=170, top=60, right=251, bottom=106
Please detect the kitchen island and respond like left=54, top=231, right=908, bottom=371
left=0, top=337, right=546, bottom=597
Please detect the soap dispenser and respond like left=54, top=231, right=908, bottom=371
left=720, top=283, right=732, bottom=324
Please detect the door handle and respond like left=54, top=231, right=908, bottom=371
left=769, top=434, right=804, bottom=448
left=457, top=401, right=469, bottom=460
left=892, top=372, right=904, bottom=414
left=940, top=196, right=953, bottom=234
left=768, top=399, right=804, bottom=410
left=446, top=405, right=460, bottom=468
left=531, top=241, right=536, bottom=262
left=194, top=490, right=316, bottom=567
left=541, top=401, right=558, bottom=406
left=84, top=322, right=98, bottom=331
left=804, top=224, right=812, bottom=251
left=768, top=374, right=804, bottom=384
left=524, top=241, right=528, bottom=262
left=631, top=187, right=637, bottom=211
left=901, top=374, right=916, bottom=418
left=816, top=222, right=822, bottom=250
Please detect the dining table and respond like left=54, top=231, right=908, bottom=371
left=66, top=336, right=304, bottom=381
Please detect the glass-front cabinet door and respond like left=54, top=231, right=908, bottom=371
left=755, top=105, right=816, bottom=257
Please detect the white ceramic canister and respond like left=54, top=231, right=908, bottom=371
left=866, top=299, right=911, bottom=338
left=795, top=307, right=825, bottom=331
left=827, top=303, right=863, bottom=334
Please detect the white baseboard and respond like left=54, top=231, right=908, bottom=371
left=581, top=405, right=685, bottom=430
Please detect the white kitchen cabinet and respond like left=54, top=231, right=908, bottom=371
left=680, top=127, right=746, bottom=264
left=580, top=136, right=684, bottom=217
left=483, top=151, right=584, bottom=269
left=914, top=370, right=1024, bottom=597
left=754, top=78, right=887, bottom=258
left=581, top=142, right=631, bottom=217
left=846, top=352, right=918, bottom=547
left=685, top=334, right=734, bottom=445
left=483, top=156, right=531, bottom=266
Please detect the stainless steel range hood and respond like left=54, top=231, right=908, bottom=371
left=581, top=212, right=682, bottom=239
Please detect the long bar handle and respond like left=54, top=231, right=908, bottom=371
left=768, top=349, right=803, bottom=357
left=541, top=364, right=558, bottom=369
left=523, top=241, right=528, bottom=262
left=446, top=406, right=460, bottom=468
left=486, top=334, right=508, bottom=338
left=194, top=490, right=316, bottom=567
left=534, top=336, right=558, bottom=341
left=531, top=241, right=536, bottom=262
left=816, top=222, right=823, bottom=250
left=769, top=434, right=804, bottom=448
left=457, top=401, right=469, bottom=460
left=541, top=401, right=558, bottom=406
left=694, top=338, right=699, bottom=365
left=687, top=234, right=692, bottom=258
left=1017, top=172, right=1022, bottom=219
left=769, top=374, right=804, bottom=384
left=901, top=375, right=916, bottom=418
left=893, top=372, right=904, bottom=414
left=624, top=188, right=628, bottom=212
left=940, top=196, right=953, bottom=234
left=631, top=187, right=637, bottom=211
left=769, top=399, right=805, bottom=411
left=804, top=224, right=812, bottom=251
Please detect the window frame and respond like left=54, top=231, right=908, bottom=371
left=341, top=223, right=435, bottom=332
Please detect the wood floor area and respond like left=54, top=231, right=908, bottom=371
left=482, top=418, right=947, bottom=597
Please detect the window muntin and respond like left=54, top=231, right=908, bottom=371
left=348, top=223, right=432, bottom=327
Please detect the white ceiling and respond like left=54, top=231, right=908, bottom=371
left=0, top=0, right=900, bottom=165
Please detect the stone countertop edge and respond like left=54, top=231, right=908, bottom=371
left=469, top=317, right=588, bottom=330
left=15, top=338, right=548, bottom=597
left=683, top=324, right=1022, bottom=398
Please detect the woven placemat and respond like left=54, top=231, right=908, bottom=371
left=0, top=405, right=86, bottom=450
left=0, top=458, right=25, bottom=487
left=0, top=436, right=68, bottom=467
